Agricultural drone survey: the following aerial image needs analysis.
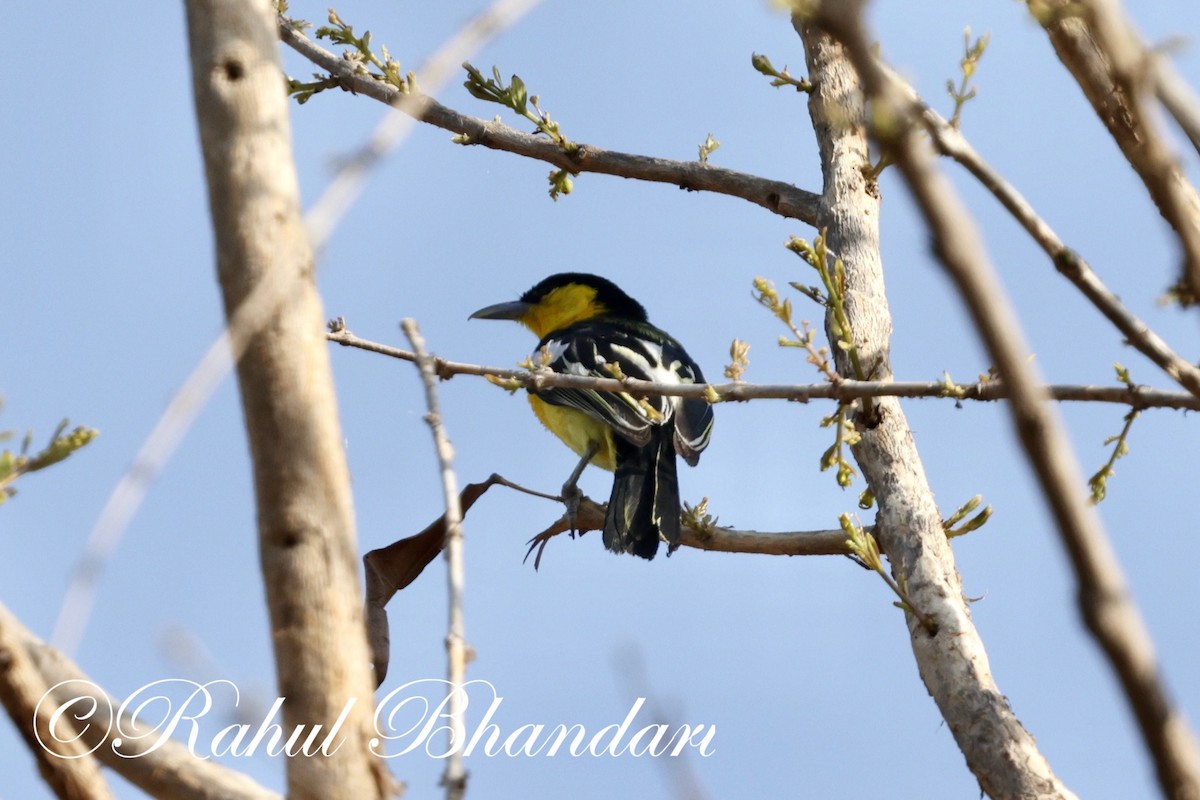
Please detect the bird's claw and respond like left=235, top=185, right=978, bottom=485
left=524, top=525, right=560, bottom=570
left=522, top=485, right=587, bottom=569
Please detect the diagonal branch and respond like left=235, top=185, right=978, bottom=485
left=817, top=3, right=1200, bottom=798
left=300, top=0, right=544, bottom=245
left=0, top=604, right=113, bottom=800
left=1034, top=0, right=1200, bottom=303
left=3, top=601, right=281, bottom=800
left=277, top=23, right=821, bottom=224
left=887, top=65, right=1200, bottom=400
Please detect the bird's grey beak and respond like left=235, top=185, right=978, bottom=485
left=469, top=300, right=532, bottom=321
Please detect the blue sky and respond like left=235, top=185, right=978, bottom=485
left=4, top=1, right=1200, bottom=797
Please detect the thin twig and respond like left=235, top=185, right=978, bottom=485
left=327, top=325, right=1200, bottom=410
left=299, top=0, right=546, bottom=245
left=820, top=4, right=1200, bottom=797
left=51, top=0, right=540, bottom=658
left=277, top=24, right=821, bottom=224
left=888, top=64, right=1200, bottom=400
left=401, top=320, right=469, bottom=800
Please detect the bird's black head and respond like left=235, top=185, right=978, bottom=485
left=519, top=273, right=648, bottom=322
left=472, top=272, right=648, bottom=339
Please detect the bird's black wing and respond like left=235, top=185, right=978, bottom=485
left=533, top=319, right=712, bottom=462
left=672, top=374, right=714, bottom=467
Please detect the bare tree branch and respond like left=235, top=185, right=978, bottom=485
left=0, top=605, right=113, bottom=800
left=282, top=8, right=1198, bottom=394
left=681, top=520, right=851, bottom=555
left=892, top=68, right=1200, bottom=399
left=301, top=0, right=544, bottom=245
left=527, top=493, right=855, bottom=563
left=797, top=10, right=1078, bottom=798
left=815, top=4, right=1200, bottom=798
left=277, top=23, right=821, bottom=224
left=1034, top=0, right=1200, bottom=302
left=185, top=0, right=388, bottom=797
left=327, top=324, right=1200, bottom=410
left=401, top=320, right=470, bottom=800
left=3, top=602, right=281, bottom=800
left=362, top=474, right=855, bottom=687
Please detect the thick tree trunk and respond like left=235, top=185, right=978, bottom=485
left=185, top=1, right=389, bottom=797
left=797, top=18, right=1077, bottom=799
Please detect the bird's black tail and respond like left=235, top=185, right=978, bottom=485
left=603, top=427, right=680, bottom=560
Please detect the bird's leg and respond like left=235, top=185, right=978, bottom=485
left=560, top=441, right=599, bottom=536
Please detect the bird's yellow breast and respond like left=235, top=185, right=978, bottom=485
left=528, top=395, right=617, bottom=472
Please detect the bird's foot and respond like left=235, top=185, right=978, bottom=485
left=522, top=484, right=587, bottom=570
left=559, top=480, right=583, bottom=537
left=524, top=523, right=564, bottom=570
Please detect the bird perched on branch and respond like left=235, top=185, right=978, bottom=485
left=470, top=273, right=713, bottom=560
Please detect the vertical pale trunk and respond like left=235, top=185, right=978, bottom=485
left=185, top=1, right=387, bottom=797
left=797, top=19, right=1077, bottom=799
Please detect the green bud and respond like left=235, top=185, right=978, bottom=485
left=858, top=489, right=875, bottom=509
left=510, top=74, right=528, bottom=113
left=751, top=53, right=774, bottom=75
